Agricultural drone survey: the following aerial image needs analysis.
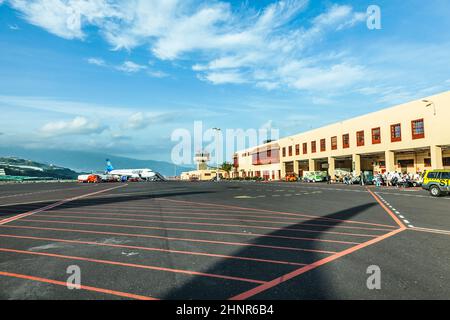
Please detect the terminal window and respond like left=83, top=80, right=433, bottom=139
left=320, top=139, right=326, bottom=152
left=343, top=134, right=350, bottom=148
left=372, top=127, right=381, bottom=144
left=411, top=119, right=425, bottom=139
left=331, top=136, right=337, bottom=150
left=356, top=131, right=365, bottom=147
left=391, top=124, right=402, bottom=142
left=444, top=157, right=450, bottom=166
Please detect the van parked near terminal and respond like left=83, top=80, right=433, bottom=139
left=303, top=171, right=327, bottom=183
left=422, top=170, right=450, bottom=197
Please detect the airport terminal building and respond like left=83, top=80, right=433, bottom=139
left=233, top=91, right=450, bottom=180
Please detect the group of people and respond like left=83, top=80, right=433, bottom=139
left=335, top=171, right=423, bottom=187
left=340, top=174, right=359, bottom=185
left=373, top=171, right=423, bottom=187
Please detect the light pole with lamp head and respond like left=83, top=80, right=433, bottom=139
left=422, top=100, right=436, bottom=116
left=212, top=127, right=221, bottom=182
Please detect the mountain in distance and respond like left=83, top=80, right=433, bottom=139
left=0, top=157, right=79, bottom=180
left=0, top=147, right=194, bottom=176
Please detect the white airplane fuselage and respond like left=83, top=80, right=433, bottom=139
left=109, top=169, right=156, bottom=179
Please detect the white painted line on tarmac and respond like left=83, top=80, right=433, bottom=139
left=375, top=192, right=414, bottom=229
left=409, top=226, right=450, bottom=236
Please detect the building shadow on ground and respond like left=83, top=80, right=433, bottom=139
left=0, top=190, right=216, bottom=219
left=163, top=203, right=384, bottom=300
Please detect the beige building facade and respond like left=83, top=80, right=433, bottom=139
left=180, top=169, right=227, bottom=181
left=233, top=142, right=281, bottom=180
left=234, top=91, right=450, bottom=180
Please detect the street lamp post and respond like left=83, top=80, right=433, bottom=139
left=212, top=128, right=221, bottom=182
left=422, top=100, right=436, bottom=116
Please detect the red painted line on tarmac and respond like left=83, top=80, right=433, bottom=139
left=35, top=214, right=381, bottom=238
left=0, top=184, right=127, bottom=226
left=0, top=234, right=306, bottom=267
left=230, top=227, right=405, bottom=300
left=0, top=224, right=339, bottom=253
left=366, top=189, right=406, bottom=229
left=160, top=198, right=398, bottom=229
left=18, top=218, right=365, bottom=246
left=0, top=271, right=156, bottom=300
left=43, top=210, right=393, bottom=232
left=0, top=247, right=266, bottom=284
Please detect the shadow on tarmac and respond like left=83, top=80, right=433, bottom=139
left=163, top=203, right=379, bottom=300
left=0, top=190, right=215, bottom=219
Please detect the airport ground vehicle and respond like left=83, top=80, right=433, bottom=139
left=422, top=170, right=450, bottom=197
left=78, top=174, right=101, bottom=183
left=285, top=173, right=298, bottom=182
left=77, top=174, right=90, bottom=183
left=87, top=175, right=101, bottom=183
left=303, top=171, right=327, bottom=183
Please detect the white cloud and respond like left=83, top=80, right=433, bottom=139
left=147, top=70, right=168, bottom=78
left=116, top=61, right=147, bottom=73
left=201, top=71, right=248, bottom=85
left=40, top=116, right=107, bottom=136
left=256, top=81, right=280, bottom=91
left=123, top=112, right=176, bottom=130
left=87, top=58, right=167, bottom=77
left=289, top=63, right=366, bottom=91
left=124, top=112, right=150, bottom=130
left=6, top=0, right=367, bottom=92
left=87, top=57, right=106, bottom=66
left=8, top=0, right=121, bottom=40
left=312, top=4, right=362, bottom=29
left=0, top=95, right=134, bottom=117
left=186, top=2, right=367, bottom=90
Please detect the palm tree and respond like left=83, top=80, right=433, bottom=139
left=220, top=162, right=233, bottom=179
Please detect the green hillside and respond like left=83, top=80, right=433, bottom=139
left=0, top=157, right=79, bottom=180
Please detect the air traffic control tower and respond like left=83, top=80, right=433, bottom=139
left=194, top=152, right=210, bottom=171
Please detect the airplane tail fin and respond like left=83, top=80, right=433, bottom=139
left=106, top=159, right=114, bottom=173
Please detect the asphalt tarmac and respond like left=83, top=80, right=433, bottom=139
left=0, top=181, right=448, bottom=300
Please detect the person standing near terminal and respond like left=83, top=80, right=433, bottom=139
left=375, top=174, right=383, bottom=187
left=386, top=172, right=392, bottom=187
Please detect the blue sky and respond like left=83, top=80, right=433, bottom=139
left=0, top=0, right=449, bottom=162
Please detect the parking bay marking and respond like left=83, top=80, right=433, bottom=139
left=0, top=184, right=128, bottom=226
left=234, top=191, right=321, bottom=199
